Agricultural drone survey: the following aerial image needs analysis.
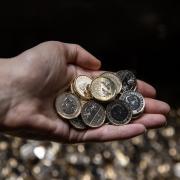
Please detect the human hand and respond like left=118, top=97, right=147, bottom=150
left=0, top=41, right=170, bottom=143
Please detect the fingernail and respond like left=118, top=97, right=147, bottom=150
left=96, top=60, right=102, bottom=69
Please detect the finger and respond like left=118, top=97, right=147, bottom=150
left=67, top=65, right=103, bottom=83
left=132, top=114, right=167, bottom=129
left=24, top=115, right=56, bottom=133
left=144, top=98, right=170, bottom=114
left=65, top=43, right=101, bottom=70
left=137, top=80, right=156, bottom=98
left=52, top=116, right=145, bottom=143
left=76, top=67, right=104, bottom=78
left=79, top=124, right=146, bottom=142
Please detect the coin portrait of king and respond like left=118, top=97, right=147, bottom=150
left=62, top=97, right=77, bottom=114
left=126, top=95, right=140, bottom=110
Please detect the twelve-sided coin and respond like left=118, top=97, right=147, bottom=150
left=81, top=101, right=106, bottom=128
left=106, top=100, right=132, bottom=125
left=90, top=77, right=116, bottom=102
left=116, top=70, right=137, bottom=92
left=73, top=75, right=92, bottom=100
left=100, top=72, right=122, bottom=94
left=119, top=90, right=145, bottom=116
left=55, top=92, right=81, bottom=119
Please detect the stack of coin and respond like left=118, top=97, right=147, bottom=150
left=55, top=70, right=145, bottom=130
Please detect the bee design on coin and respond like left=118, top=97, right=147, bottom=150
left=90, top=77, right=116, bottom=101
left=119, top=91, right=145, bottom=116
left=106, top=100, right=132, bottom=125
left=55, top=92, right=81, bottom=119
left=81, top=101, right=106, bottom=128
left=116, top=70, right=137, bottom=92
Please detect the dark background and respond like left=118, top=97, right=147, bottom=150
left=0, top=1, right=179, bottom=107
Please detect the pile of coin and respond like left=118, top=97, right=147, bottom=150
left=55, top=70, right=145, bottom=130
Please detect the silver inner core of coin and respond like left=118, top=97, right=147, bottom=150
left=111, top=104, right=129, bottom=122
left=81, top=101, right=105, bottom=127
left=125, top=95, right=141, bottom=110
left=62, top=96, right=77, bottom=114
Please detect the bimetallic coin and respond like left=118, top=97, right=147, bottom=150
left=100, top=72, right=122, bottom=94
left=106, top=100, right=132, bottom=125
left=90, top=77, right=116, bottom=102
left=119, top=91, right=145, bottom=116
left=81, top=101, right=106, bottom=128
left=116, top=70, right=137, bottom=92
left=73, top=75, right=92, bottom=100
left=69, top=116, right=87, bottom=130
left=55, top=92, right=81, bottom=119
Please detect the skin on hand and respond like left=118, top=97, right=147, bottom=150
left=0, top=41, right=170, bottom=143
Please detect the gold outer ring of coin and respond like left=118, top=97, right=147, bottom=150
left=73, top=75, right=92, bottom=100
left=90, top=76, right=117, bottom=102
left=70, top=77, right=83, bottom=95
left=70, top=81, right=76, bottom=94
left=55, top=92, right=81, bottom=120
left=100, top=72, right=122, bottom=94
left=69, top=76, right=77, bottom=94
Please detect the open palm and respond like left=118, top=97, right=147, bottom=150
left=2, top=41, right=170, bottom=143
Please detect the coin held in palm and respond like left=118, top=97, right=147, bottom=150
left=81, top=101, right=106, bottom=128
left=73, top=75, right=92, bottom=100
left=106, top=100, right=132, bottom=125
left=100, top=72, right=122, bottom=94
left=116, top=70, right=137, bottom=92
left=54, top=69, right=146, bottom=130
left=90, top=77, right=116, bottom=102
left=55, top=92, right=81, bottom=119
left=119, top=90, right=145, bottom=116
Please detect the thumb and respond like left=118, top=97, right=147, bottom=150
left=64, top=43, right=101, bottom=70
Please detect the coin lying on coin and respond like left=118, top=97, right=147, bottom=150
left=54, top=69, right=146, bottom=129
left=116, top=70, right=137, bottom=92
left=69, top=116, right=87, bottom=130
left=81, top=101, right=106, bottom=128
left=72, top=75, right=92, bottom=100
left=55, top=92, right=81, bottom=119
left=90, top=76, right=117, bottom=102
left=119, top=90, right=145, bottom=117
left=100, top=72, right=122, bottom=94
left=106, top=100, right=132, bottom=125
